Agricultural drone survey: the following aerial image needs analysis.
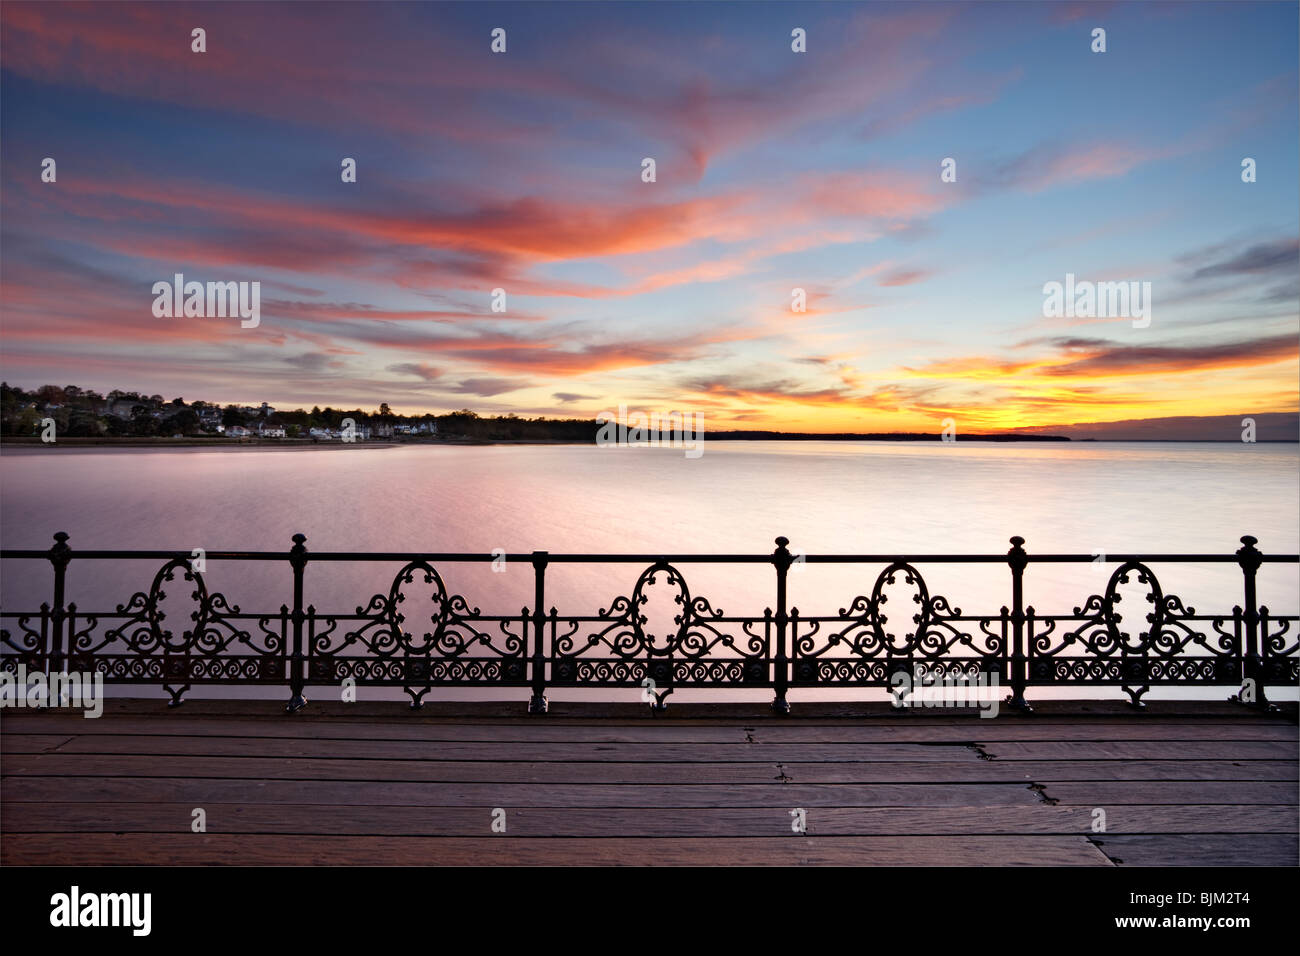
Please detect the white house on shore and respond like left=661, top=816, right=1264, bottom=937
left=393, top=420, right=439, bottom=436
left=307, top=424, right=376, bottom=441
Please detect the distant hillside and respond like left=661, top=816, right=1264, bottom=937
left=1011, top=412, right=1298, bottom=442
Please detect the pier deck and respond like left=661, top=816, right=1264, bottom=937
left=2, top=699, right=1296, bottom=866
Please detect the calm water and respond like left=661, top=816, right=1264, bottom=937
left=2, top=441, right=1297, bottom=702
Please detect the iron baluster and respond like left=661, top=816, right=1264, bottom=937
left=528, top=551, right=549, bottom=714
left=772, top=536, right=792, bottom=714
left=287, top=533, right=308, bottom=712
left=1236, top=535, right=1265, bottom=709
left=46, top=532, right=71, bottom=700
left=1007, top=536, right=1030, bottom=710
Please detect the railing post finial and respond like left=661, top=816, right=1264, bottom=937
left=773, top=536, right=794, bottom=572
left=50, top=531, right=70, bottom=560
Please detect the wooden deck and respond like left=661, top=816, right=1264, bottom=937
left=2, top=699, right=1296, bottom=866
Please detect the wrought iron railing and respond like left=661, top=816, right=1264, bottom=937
left=1, top=533, right=1296, bottom=712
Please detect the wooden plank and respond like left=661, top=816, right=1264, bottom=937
left=6, top=731, right=1295, bottom=763
left=4, top=753, right=1294, bottom=784
left=32, top=697, right=1291, bottom=720
left=0, top=734, right=77, bottom=753
left=865, top=760, right=1296, bottom=784
left=4, top=714, right=1294, bottom=743
left=1040, top=781, right=1298, bottom=806
left=1088, top=834, right=1299, bottom=867
left=0, top=735, right=996, bottom=763
left=767, top=725, right=1300, bottom=743
left=12, top=731, right=1294, bottom=764
left=3, top=709, right=1290, bottom=729
left=0, top=776, right=1045, bottom=808
left=3, top=803, right=1293, bottom=837
left=1, top=754, right=789, bottom=784
left=982, top=740, right=1296, bottom=761
left=0, top=833, right=1114, bottom=866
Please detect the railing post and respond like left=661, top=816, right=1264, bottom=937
left=1235, top=535, right=1267, bottom=709
left=1007, top=535, right=1030, bottom=711
left=45, top=532, right=72, bottom=703
left=286, top=533, right=308, bottom=712
left=772, top=536, right=792, bottom=714
left=528, top=550, right=549, bottom=714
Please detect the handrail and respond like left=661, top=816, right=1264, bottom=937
left=2, top=532, right=1296, bottom=714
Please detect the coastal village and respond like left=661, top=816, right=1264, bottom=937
left=0, top=383, right=438, bottom=442
left=0, top=382, right=595, bottom=443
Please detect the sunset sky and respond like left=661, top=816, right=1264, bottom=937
left=1, top=1, right=1297, bottom=432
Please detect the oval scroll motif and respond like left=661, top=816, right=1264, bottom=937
left=1103, top=561, right=1165, bottom=652
left=149, top=558, right=209, bottom=653
left=632, top=562, right=690, bottom=655
left=387, top=560, right=449, bottom=651
left=870, top=561, right=930, bottom=652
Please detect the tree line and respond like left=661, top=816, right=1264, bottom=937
left=0, top=383, right=598, bottom=441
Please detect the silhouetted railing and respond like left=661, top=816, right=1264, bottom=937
left=2, top=533, right=1296, bottom=712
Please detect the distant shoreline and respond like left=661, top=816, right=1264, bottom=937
left=2, top=433, right=1073, bottom=449
left=0, top=437, right=401, bottom=450
left=2, top=435, right=1296, bottom=452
